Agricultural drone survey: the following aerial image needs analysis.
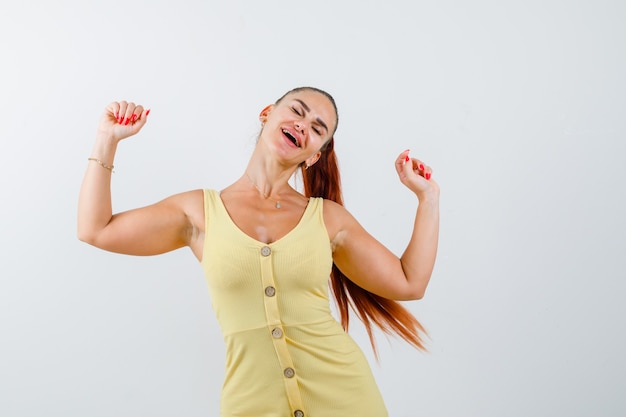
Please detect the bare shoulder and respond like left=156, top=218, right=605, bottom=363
left=167, top=188, right=204, bottom=205
left=322, top=198, right=360, bottom=247
left=166, top=189, right=205, bottom=228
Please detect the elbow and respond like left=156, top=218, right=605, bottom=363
left=77, top=231, right=91, bottom=245
left=77, top=228, right=97, bottom=246
left=399, top=262, right=433, bottom=301
left=395, top=286, right=426, bottom=301
left=406, top=287, right=426, bottom=301
left=401, top=276, right=430, bottom=301
left=77, top=218, right=106, bottom=246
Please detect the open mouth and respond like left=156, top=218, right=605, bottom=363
left=282, top=129, right=301, bottom=148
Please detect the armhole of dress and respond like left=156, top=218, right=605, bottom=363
left=199, top=189, right=211, bottom=265
left=319, top=197, right=332, bottom=243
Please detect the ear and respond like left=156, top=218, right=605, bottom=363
left=259, top=104, right=274, bottom=123
left=305, top=152, right=322, bottom=168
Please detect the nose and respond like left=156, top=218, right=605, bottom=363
left=294, top=120, right=306, bottom=132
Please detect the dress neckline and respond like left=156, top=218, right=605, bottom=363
left=215, top=190, right=314, bottom=245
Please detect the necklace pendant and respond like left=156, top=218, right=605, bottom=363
left=275, top=201, right=281, bottom=209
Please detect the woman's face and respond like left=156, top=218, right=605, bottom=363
left=260, top=90, right=337, bottom=167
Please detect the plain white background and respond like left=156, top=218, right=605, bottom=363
left=1, top=0, right=625, bottom=416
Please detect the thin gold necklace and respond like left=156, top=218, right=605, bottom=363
left=245, top=173, right=281, bottom=209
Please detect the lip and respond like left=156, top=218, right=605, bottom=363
left=281, top=127, right=303, bottom=148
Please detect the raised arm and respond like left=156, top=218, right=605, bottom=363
left=77, top=102, right=199, bottom=256
left=329, top=150, right=440, bottom=301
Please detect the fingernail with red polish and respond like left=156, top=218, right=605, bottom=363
left=146, top=109, right=151, bottom=116
left=419, top=164, right=424, bottom=170
left=425, top=172, right=431, bottom=180
left=131, top=114, right=137, bottom=122
left=405, top=155, right=410, bottom=162
left=124, top=118, right=130, bottom=125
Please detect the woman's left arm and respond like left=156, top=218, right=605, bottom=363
left=329, top=150, right=440, bottom=301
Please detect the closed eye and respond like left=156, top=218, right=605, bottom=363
left=291, top=103, right=326, bottom=136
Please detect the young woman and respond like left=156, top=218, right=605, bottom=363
left=78, top=87, right=440, bottom=416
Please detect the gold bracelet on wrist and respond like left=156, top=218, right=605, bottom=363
left=88, top=157, right=114, bottom=173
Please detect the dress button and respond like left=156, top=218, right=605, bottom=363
left=294, top=410, right=304, bottom=417
left=283, top=367, right=295, bottom=378
left=271, top=328, right=283, bottom=339
left=260, top=246, right=271, bottom=257
left=264, top=286, right=276, bottom=297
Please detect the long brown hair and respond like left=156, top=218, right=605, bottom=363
left=277, top=87, right=428, bottom=354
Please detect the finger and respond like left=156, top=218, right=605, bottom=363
left=406, top=157, right=433, bottom=182
left=140, top=107, right=151, bottom=121
left=129, top=105, right=144, bottom=124
left=403, top=155, right=422, bottom=179
left=423, top=166, right=432, bottom=180
left=395, top=149, right=411, bottom=175
left=410, top=159, right=424, bottom=173
left=106, top=102, right=121, bottom=118
left=129, top=107, right=150, bottom=132
left=414, top=160, right=433, bottom=180
left=117, top=101, right=128, bottom=124
left=101, top=102, right=120, bottom=125
left=121, top=102, right=137, bottom=126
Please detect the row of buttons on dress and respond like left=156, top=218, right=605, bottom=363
left=261, top=246, right=305, bottom=417
left=262, top=247, right=277, bottom=298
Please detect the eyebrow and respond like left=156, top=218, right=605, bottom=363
left=294, top=99, right=329, bottom=133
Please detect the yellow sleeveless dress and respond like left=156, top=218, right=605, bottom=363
left=200, top=190, right=388, bottom=417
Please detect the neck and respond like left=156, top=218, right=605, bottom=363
left=243, top=144, right=301, bottom=198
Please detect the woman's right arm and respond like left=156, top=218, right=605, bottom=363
left=77, top=101, right=199, bottom=256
